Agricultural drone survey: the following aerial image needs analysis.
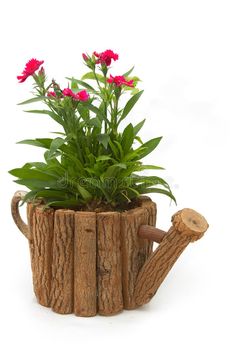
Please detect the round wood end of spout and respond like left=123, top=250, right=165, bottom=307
left=172, top=208, right=209, bottom=242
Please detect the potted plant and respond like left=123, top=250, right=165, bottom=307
left=10, top=50, right=208, bottom=316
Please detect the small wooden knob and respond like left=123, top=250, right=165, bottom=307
left=138, top=225, right=166, bottom=243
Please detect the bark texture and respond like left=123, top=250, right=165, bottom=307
left=97, top=212, right=123, bottom=315
left=51, top=210, right=75, bottom=314
left=11, top=191, right=29, bottom=239
left=27, top=205, right=54, bottom=307
left=134, top=208, right=209, bottom=306
left=74, top=212, right=97, bottom=317
left=140, top=197, right=157, bottom=255
left=120, top=207, right=150, bottom=309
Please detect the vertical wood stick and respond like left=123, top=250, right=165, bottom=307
left=97, top=212, right=123, bottom=315
left=134, top=208, right=209, bottom=306
left=120, top=207, right=149, bottom=309
left=140, top=198, right=157, bottom=255
left=27, top=205, right=54, bottom=307
left=74, top=212, right=97, bottom=317
left=51, top=210, right=75, bottom=314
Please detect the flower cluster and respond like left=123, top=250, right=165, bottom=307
left=13, top=49, right=175, bottom=210
left=17, top=59, right=90, bottom=102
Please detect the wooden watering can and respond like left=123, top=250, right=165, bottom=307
left=11, top=191, right=208, bottom=316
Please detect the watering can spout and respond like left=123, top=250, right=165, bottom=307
left=134, top=208, right=209, bottom=307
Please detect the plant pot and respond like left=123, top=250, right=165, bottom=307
left=11, top=191, right=208, bottom=316
left=11, top=192, right=156, bottom=316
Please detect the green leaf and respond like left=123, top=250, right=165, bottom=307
left=9, top=168, right=57, bottom=181
left=35, top=190, right=71, bottom=199
left=136, top=165, right=165, bottom=171
left=114, top=141, right=124, bottom=159
left=103, top=163, right=127, bottom=178
left=14, top=179, right=61, bottom=190
left=48, top=137, right=65, bottom=159
left=138, top=137, right=162, bottom=159
left=20, top=190, right=38, bottom=204
left=82, top=72, right=105, bottom=83
left=23, top=162, right=47, bottom=169
left=97, top=133, right=110, bottom=149
left=109, top=140, right=119, bottom=159
left=24, top=110, right=64, bottom=126
left=17, top=139, right=45, bottom=148
left=76, top=184, right=92, bottom=200
left=133, top=119, right=145, bottom=135
left=66, top=77, right=96, bottom=92
left=84, top=102, right=108, bottom=124
left=47, top=200, right=82, bottom=208
left=17, top=96, right=46, bottom=105
left=119, top=90, right=144, bottom=122
left=121, top=123, right=134, bottom=154
left=17, top=138, right=53, bottom=149
left=140, top=187, right=176, bottom=204
left=123, top=146, right=147, bottom=162
left=96, top=155, right=112, bottom=162
left=133, top=175, right=169, bottom=188
left=123, top=66, right=135, bottom=77
left=89, top=117, right=102, bottom=128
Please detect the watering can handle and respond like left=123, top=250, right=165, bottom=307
left=11, top=191, right=30, bottom=240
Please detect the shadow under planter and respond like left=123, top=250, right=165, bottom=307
left=11, top=191, right=208, bottom=316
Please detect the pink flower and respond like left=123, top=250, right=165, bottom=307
left=82, top=53, right=89, bottom=61
left=107, top=75, right=134, bottom=87
left=94, top=50, right=118, bottom=66
left=62, top=88, right=89, bottom=101
left=17, top=58, right=44, bottom=83
left=62, top=88, right=75, bottom=98
left=47, top=91, right=56, bottom=98
left=75, top=90, right=90, bottom=101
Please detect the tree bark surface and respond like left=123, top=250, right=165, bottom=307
left=134, top=208, right=209, bottom=306
left=27, top=205, right=54, bottom=307
left=120, top=207, right=150, bottom=309
left=51, top=210, right=75, bottom=314
left=74, top=212, right=97, bottom=317
left=97, top=212, right=123, bottom=315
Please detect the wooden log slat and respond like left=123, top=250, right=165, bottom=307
left=97, top=212, right=123, bottom=315
left=120, top=207, right=149, bottom=309
left=140, top=198, right=157, bottom=255
left=74, top=212, right=97, bottom=317
left=27, top=205, right=54, bottom=307
left=51, top=210, right=75, bottom=314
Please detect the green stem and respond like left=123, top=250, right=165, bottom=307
left=104, top=72, right=107, bottom=133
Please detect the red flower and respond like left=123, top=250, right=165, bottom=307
left=47, top=91, right=56, bottom=98
left=107, top=75, right=134, bottom=87
left=17, top=58, right=44, bottom=83
left=75, top=90, right=90, bottom=101
left=62, top=88, right=75, bottom=98
left=62, top=88, right=89, bottom=101
left=94, top=50, right=118, bottom=66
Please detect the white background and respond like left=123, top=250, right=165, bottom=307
left=0, top=0, right=235, bottom=353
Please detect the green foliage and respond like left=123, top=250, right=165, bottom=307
left=11, top=53, right=176, bottom=210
